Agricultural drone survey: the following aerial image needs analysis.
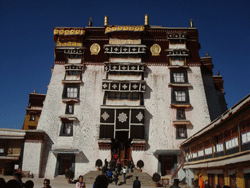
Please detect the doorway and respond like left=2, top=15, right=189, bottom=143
left=114, top=131, right=131, bottom=164
left=208, top=174, right=215, bottom=188
left=57, top=154, right=75, bottom=175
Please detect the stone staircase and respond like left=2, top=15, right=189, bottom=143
left=82, top=169, right=155, bottom=186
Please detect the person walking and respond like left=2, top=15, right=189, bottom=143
left=76, top=176, right=85, bottom=188
left=113, top=172, right=119, bottom=186
left=204, top=180, right=210, bottom=188
left=117, top=163, right=122, bottom=175
left=127, top=159, right=132, bottom=172
left=122, top=167, right=127, bottom=181
left=13, top=172, right=24, bottom=188
left=42, top=179, right=52, bottom=188
left=107, top=169, right=113, bottom=182
left=199, top=174, right=204, bottom=188
left=133, top=176, right=141, bottom=188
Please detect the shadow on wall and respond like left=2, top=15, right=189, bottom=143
left=39, top=135, right=54, bottom=178
left=144, top=109, right=153, bottom=151
left=75, top=152, right=89, bottom=163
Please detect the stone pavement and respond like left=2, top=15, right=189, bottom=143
left=0, top=175, right=156, bottom=188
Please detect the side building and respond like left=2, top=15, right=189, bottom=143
left=22, top=91, right=46, bottom=130
left=33, top=16, right=227, bottom=178
left=181, top=94, right=250, bottom=188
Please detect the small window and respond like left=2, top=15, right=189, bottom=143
left=172, top=89, right=189, bottom=104
left=67, top=71, right=80, bottom=75
left=63, top=86, right=79, bottom=99
left=66, top=104, right=74, bottom=114
left=130, top=92, right=139, bottom=100
left=171, top=71, right=188, bottom=83
left=176, top=125, right=187, bottom=139
left=177, top=109, right=186, bottom=119
left=60, top=122, right=73, bottom=136
left=30, top=114, right=35, bottom=121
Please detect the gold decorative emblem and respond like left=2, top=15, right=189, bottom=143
left=90, top=43, right=101, bottom=55
left=150, top=44, right=161, bottom=56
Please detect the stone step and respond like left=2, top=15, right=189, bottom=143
left=82, top=169, right=154, bottom=186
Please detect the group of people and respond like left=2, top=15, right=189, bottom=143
left=102, top=158, right=134, bottom=186
left=0, top=172, right=51, bottom=188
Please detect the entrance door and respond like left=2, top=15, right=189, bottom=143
left=208, top=174, right=215, bottom=188
left=163, top=160, right=172, bottom=175
left=230, top=174, right=236, bottom=188
left=245, top=173, right=250, bottom=188
left=115, top=131, right=131, bottom=164
left=58, top=155, right=74, bottom=175
left=218, top=174, right=224, bottom=188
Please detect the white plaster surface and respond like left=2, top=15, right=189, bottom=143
left=22, top=141, right=42, bottom=177
left=37, top=63, right=214, bottom=179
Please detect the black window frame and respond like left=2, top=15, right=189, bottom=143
left=171, top=89, right=190, bottom=104
left=176, top=125, right=187, bottom=139
left=176, top=109, right=186, bottom=120
left=130, top=92, right=139, bottom=100
left=60, top=122, right=73, bottom=136
left=62, top=86, right=80, bottom=99
left=29, top=114, right=35, bottom=121
left=170, top=71, right=188, bottom=83
left=65, top=104, right=74, bottom=114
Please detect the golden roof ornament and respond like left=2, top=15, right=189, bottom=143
left=190, top=19, right=194, bottom=28
left=34, top=89, right=36, bottom=93
left=206, top=52, right=209, bottom=57
left=104, top=15, right=109, bottom=26
left=88, top=17, right=92, bottom=27
left=145, top=14, right=149, bottom=26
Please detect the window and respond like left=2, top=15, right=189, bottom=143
left=60, top=122, right=73, bottom=136
left=63, top=86, right=79, bottom=99
left=171, top=71, right=188, bottom=83
left=130, top=92, right=139, bottom=100
left=28, top=125, right=36, bottom=130
left=176, top=109, right=185, bottom=119
left=172, top=89, right=189, bottom=104
left=30, top=114, right=35, bottom=121
left=66, top=71, right=80, bottom=75
left=119, top=92, right=129, bottom=99
left=65, top=104, right=74, bottom=114
left=171, top=56, right=185, bottom=61
left=176, top=125, right=187, bottom=139
left=108, top=92, right=118, bottom=100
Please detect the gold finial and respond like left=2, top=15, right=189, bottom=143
left=190, top=19, right=194, bottom=28
left=104, top=15, right=109, bottom=26
left=34, top=89, right=36, bottom=93
left=206, top=52, right=209, bottom=57
left=88, top=17, right=92, bottom=27
left=145, top=14, right=149, bottom=26
left=217, top=71, right=220, bottom=76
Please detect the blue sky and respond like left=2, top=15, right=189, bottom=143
left=0, top=0, right=249, bottom=129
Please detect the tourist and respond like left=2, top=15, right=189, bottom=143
left=133, top=176, right=141, bottom=188
left=24, top=180, right=34, bottom=188
left=42, top=179, right=51, bottom=188
left=122, top=166, right=127, bottom=181
left=104, top=158, right=108, bottom=167
left=76, top=176, right=85, bottom=188
left=113, top=171, right=119, bottom=186
left=117, top=157, right=120, bottom=165
left=127, top=159, right=132, bottom=172
left=13, top=172, right=24, bottom=188
left=199, top=174, right=204, bottom=188
left=0, top=178, right=6, bottom=188
left=117, top=163, right=122, bottom=175
left=93, top=175, right=109, bottom=188
left=6, top=179, right=19, bottom=188
left=107, top=169, right=113, bottom=182
left=170, top=179, right=180, bottom=188
left=204, top=180, right=209, bottom=188
left=102, top=165, right=107, bottom=175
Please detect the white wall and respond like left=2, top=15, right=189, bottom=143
left=22, top=141, right=42, bottom=177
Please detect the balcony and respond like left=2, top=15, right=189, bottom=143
left=102, top=80, right=146, bottom=92
left=104, top=45, right=146, bottom=54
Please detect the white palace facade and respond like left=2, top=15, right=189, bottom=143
left=21, top=16, right=227, bottom=179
